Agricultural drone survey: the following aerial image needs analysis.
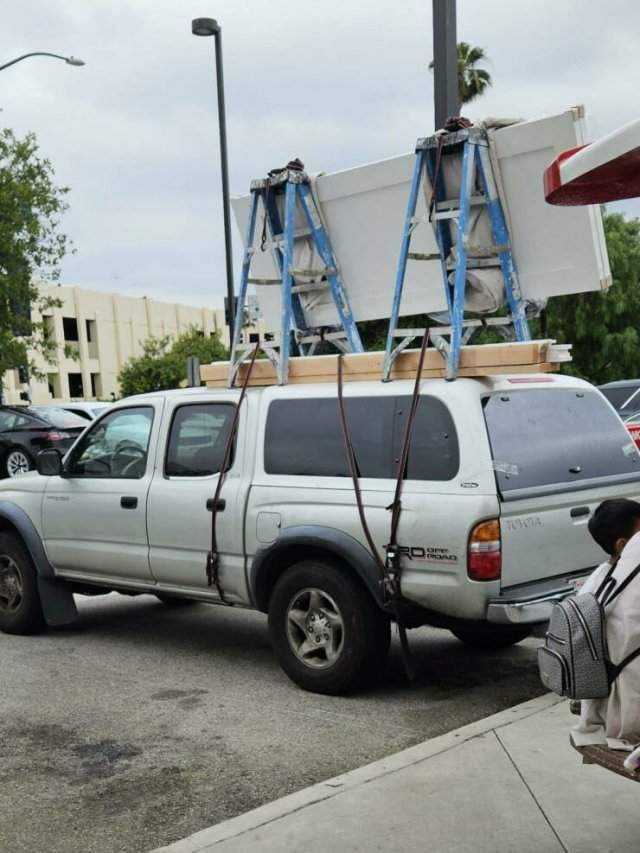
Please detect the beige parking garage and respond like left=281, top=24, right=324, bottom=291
left=2, top=284, right=229, bottom=405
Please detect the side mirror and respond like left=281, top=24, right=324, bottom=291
left=36, top=448, right=64, bottom=477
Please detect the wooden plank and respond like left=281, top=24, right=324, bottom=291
left=203, top=361, right=559, bottom=388
left=200, top=341, right=561, bottom=387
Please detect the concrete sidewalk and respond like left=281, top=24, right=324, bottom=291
left=153, top=693, right=639, bottom=853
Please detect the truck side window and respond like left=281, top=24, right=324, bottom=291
left=264, top=397, right=394, bottom=477
left=166, top=403, right=235, bottom=477
left=68, top=406, right=154, bottom=479
left=265, top=396, right=459, bottom=481
left=394, top=395, right=460, bottom=481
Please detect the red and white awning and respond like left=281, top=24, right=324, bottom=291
left=544, top=118, right=640, bottom=205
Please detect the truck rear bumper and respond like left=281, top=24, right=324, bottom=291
left=486, top=571, right=594, bottom=626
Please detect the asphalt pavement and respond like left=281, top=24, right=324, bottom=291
left=1, top=592, right=546, bottom=853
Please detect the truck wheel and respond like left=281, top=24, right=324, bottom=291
left=268, top=559, right=390, bottom=694
left=451, top=622, right=530, bottom=650
left=0, top=532, right=45, bottom=634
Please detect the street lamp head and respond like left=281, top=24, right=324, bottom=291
left=192, top=17, right=219, bottom=36
left=65, top=56, right=85, bottom=66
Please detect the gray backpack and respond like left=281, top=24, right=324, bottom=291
left=538, top=561, right=640, bottom=700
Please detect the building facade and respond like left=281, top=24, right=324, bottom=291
left=2, top=284, right=229, bottom=405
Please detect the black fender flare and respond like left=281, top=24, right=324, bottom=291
left=249, top=525, right=385, bottom=613
left=0, top=501, right=78, bottom=627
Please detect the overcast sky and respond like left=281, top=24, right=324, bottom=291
left=3, top=0, right=640, bottom=310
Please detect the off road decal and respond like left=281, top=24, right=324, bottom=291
left=398, top=546, right=458, bottom=564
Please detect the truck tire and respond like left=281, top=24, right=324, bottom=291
left=451, top=622, right=530, bottom=650
left=268, top=559, right=390, bottom=694
left=0, top=532, right=45, bottom=634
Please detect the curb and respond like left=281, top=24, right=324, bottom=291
left=151, top=692, right=562, bottom=852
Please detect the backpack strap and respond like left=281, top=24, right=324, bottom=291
left=595, top=557, right=619, bottom=603
left=603, top=562, right=640, bottom=608
left=609, top=646, right=640, bottom=682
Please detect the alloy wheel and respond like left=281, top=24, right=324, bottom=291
left=6, top=450, right=31, bottom=477
left=286, top=587, right=345, bottom=669
left=0, top=555, right=23, bottom=613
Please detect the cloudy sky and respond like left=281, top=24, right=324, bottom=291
left=3, top=0, right=640, bottom=310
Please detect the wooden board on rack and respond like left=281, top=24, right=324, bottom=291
left=201, top=340, right=568, bottom=388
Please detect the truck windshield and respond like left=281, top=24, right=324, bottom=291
left=483, top=388, right=640, bottom=499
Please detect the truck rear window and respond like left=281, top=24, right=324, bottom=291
left=483, top=388, right=640, bottom=499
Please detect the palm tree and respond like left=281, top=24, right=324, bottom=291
left=457, top=42, right=492, bottom=105
left=429, top=42, right=493, bottom=111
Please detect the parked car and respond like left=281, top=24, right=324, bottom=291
left=0, top=374, right=639, bottom=694
left=0, top=406, right=87, bottom=479
left=599, top=379, right=640, bottom=415
left=55, top=402, right=112, bottom=421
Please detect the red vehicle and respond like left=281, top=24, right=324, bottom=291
left=624, top=411, right=640, bottom=450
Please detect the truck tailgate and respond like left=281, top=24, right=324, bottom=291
left=482, top=383, right=640, bottom=588
left=499, top=480, right=640, bottom=587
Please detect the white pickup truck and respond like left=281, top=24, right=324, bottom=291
left=0, top=373, right=638, bottom=693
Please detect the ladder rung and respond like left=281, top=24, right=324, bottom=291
left=408, top=252, right=441, bottom=261
left=466, top=244, right=510, bottom=258
left=429, top=317, right=516, bottom=336
left=271, top=227, right=313, bottom=242
left=298, top=331, right=348, bottom=344
left=431, top=210, right=459, bottom=221
left=234, top=343, right=279, bottom=352
left=391, top=316, right=516, bottom=340
left=436, top=195, right=485, bottom=211
left=290, top=267, right=336, bottom=278
left=292, top=282, right=330, bottom=294
left=390, top=328, right=428, bottom=338
left=446, top=258, right=501, bottom=270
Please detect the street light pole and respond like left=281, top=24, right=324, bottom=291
left=192, top=17, right=236, bottom=345
left=0, top=52, right=85, bottom=72
left=0, top=49, right=84, bottom=404
left=432, top=0, right=458, bottom=129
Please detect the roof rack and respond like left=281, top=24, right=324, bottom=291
left=201, top=340, right=571, bottom=389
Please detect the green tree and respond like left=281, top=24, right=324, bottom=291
left=0, top=128, right=71, bottom=392
left=429, top=42, right=493, bottom=111
left=545, top=212, right=640, bottom=385
left=456, top=42, right=492, bottom=106
left=118, top=327, right=227, bottom=397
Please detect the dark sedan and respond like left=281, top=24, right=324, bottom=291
left=0, top=406, right=87, bottom=478
left=599, top=379, right=640, bottom=415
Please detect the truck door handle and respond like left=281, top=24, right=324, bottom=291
left=570, top=506, right=590, bottom=518
left=206, top=498, right=226, bottom=512
left=121, top=496, right=138, bottom=509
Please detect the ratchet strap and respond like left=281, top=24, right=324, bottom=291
left=384, top=330, right=431, bottom=678
left=336, top=338, right=429, bottom=682
left=336, top=356, right=387, bottom=577
left=206, top=343, right=260, bottom=602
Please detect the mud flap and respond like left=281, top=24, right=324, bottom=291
left=37, top=575, right=78, bottom=627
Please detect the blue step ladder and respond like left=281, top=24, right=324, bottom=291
left=229, top=166, right=364, bottom=386
left=383, top=127, right=531, bottom=381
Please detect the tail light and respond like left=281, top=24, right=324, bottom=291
left=48, top=431, right=71, bottom=442
left=626, top=422, right=640, bottom=450
left=468, top=519, right=501, bottom=581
